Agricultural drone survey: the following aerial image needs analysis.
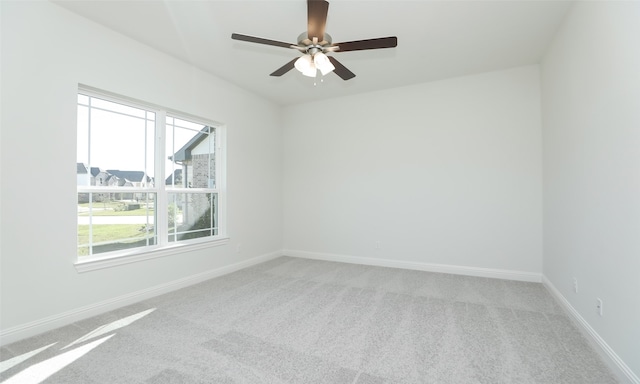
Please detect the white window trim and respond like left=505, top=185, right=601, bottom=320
left=75, top=237, right=230, bottom=273
left=75, top=86, right=228, bottom=272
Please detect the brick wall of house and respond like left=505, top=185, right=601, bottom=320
left=191, top=154, right=215, bottom=188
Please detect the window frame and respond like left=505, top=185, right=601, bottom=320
left=75, top=86, right=228, bottom=273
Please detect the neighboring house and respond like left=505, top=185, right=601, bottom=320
left=106, top=170, right=150, bottom=201
left=77, top=166, right=152, bottom=202
left=165, top=169, right=183, bottom=187
left=77, top=163, right=91, bottom=202
left=169, top=126, right=215, bottom=189
left=106, top=170, right=152, bottom=188
left=168, top=127, right=216, bottom=228
left=77, top=163, right=90, bottom=186
left=105, top=175, right=127, bottom=187
left=90, top=167, right=111, bottom=187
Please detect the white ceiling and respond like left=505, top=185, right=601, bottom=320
left=52, top=0, right=573, bottom=106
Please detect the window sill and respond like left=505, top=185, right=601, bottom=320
left=74, top=236, right=230, bottom=273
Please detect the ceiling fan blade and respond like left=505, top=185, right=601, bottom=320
left=231, top=33, right=294, bottom=49
left=334, top=37, right=398, bottom=52
left=270, top=58, right=298, bottom=77
left=307, top=0, right=329, bottom=42
left=328, top=56, right=355, bottom=80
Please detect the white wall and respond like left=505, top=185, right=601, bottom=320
left=283, top=66, right=543, bottom=275
left=4, top=2, right=637, bottom=378
left=0, top=2, right=282, bottom=334
left=541, top=1, right=640, bottom=378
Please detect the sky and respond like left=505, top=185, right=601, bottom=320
left=77, top=94, right=210, bottom=182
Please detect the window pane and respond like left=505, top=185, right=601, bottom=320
left=91, top=97, right=147, bottom=119
left=168, top=192, right=217, bottom=242
left=77, top=105, right=90, bottom=186
left=166, top=117, right=214, bottom=189
left=90, top=108, right=153, bottom=179
left=78, top=94, right=89, bottom=105
left=170, top=117, right=206, bottom=131
left=77, top=95, right=155, bottom=187
left=77, top=193, right=157, bottom=257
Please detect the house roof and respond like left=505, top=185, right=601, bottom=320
left=77, top=163, right=89, bottom=174
left=90, top=167, right=104, bottom=177
left=165, top=169, right=182, bottom=185
left=106, top=170, right=150, bottom=183
left=169, top=126, right=211, bottom=163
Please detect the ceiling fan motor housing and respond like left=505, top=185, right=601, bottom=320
left=297, top=32, right=334, bottom=56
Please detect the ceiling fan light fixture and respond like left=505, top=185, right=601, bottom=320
left=302, top=64, right=317, bottom=77
left=295, top=54, right=317, bottom=77
left=313, top=52, right=335, bottom=76
left=231, top=0, right=397, bottom=81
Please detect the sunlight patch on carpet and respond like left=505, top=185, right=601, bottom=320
left=62, top=308, right=155, bottom=350
left=2, top=335, right=114, bottom=384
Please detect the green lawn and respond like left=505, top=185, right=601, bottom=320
left=78, top=208, right=155, bottom=216
left=78, top=202, right=128, bottom=209
left=77, top=224, right=154, bottom=256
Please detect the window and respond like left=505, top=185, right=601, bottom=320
left=165, top=117, right=217, bottom=242
left=76, top=88, right=226, bottom=265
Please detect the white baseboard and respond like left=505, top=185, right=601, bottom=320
left=542, top=276, right=639, bottom=384
left=0, top=250, right=282, bottom=346
left=283, top=249, right=541, bottom=282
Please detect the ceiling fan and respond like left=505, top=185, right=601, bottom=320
left=231, top=0, right=397, bottom=80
